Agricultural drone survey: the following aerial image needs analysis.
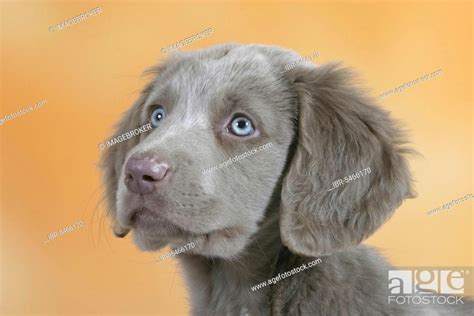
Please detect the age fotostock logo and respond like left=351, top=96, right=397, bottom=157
left=388, top=268, right=472, bottom=305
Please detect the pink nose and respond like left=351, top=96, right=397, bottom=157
left=124, top=157, right=170, bottom=194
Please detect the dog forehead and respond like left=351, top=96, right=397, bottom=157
left=144, top=50, right=277, bottom=137
left=170, top=50, right=271, bottom=89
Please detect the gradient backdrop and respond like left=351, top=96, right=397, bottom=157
left=1, top=1, right=472, bottom=315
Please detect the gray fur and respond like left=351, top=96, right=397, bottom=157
left=100, top=43, right=472, bottom=315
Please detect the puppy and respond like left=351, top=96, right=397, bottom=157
left=100, top=44, right=472, bottom=315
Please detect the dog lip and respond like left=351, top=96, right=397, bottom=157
left=130, top=209, right=241, bottom=242
left=122, top=204, right=242, bottom=241
left=131, top=208, right=185, bottom=236
left=207, top=226, right=242, bottom=238
left=113, top=222, right=130, bottom=238
left=113, top=229, right=129, bottom=238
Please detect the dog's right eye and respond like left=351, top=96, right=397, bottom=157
left=150, top=106, right=167, bottom=128
left=228, top=115, right=255, bottom=137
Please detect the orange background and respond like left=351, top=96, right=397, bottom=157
left=1, top=1, right=472, bottom=315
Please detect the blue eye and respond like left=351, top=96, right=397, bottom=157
left=229, top=116, right=255, bottom=137
left=150, top=106, right=166, bottom=128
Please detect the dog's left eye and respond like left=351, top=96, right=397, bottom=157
left=228, top=116, right=255, bottom=137
left=150, top=106, right=166, bottom=128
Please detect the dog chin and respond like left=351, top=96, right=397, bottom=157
left=132, top=231, right=169, bottom=251
left=187, top=231, right=252, bottom=260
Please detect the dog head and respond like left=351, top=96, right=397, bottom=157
left=100, top=43, right=414, bottom=259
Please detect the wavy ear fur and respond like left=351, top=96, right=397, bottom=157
left=280, top=63, right=415, bottom=257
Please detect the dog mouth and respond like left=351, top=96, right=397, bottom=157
left=115, top=188, right=226, bottom=239
left=115, top=207, right=184, bottom=238
left=114, top=206, right=241, bottom=243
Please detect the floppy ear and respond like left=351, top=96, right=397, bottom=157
left=99, top=83, right=154, bottom=237
left=280, top=63, right=415, bottom=257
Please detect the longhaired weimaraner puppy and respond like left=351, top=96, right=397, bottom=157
left=100, top=44, right=472, bottom=315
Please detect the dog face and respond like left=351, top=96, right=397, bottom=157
left=101, top=44, right=414, bottom=259
left=103, top=44, right=296, bottom=258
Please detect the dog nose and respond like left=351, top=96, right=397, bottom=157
left=124, top=157, right=169, bottom=194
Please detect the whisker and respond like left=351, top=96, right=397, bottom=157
left=169, top=262, right=179, bottom=295
left=254, top=239, right=271, bottom=267
left=81, top=185, right=104, bottom=249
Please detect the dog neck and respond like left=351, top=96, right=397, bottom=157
left=178, top=211, right=283, bottom=316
